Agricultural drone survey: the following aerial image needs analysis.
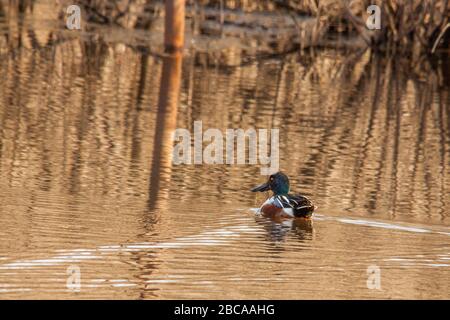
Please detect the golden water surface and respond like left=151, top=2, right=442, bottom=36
left=0, top=1, right=449, bottom=299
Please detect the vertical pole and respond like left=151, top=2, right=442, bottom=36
left=148, top=54, right=182, bottom=210
left=164, top=0, right=185, bottom=54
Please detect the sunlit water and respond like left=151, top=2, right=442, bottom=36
left=0, top=1, right=449, bottom=299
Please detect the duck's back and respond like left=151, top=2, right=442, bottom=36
left=273, top=194, right=315, bottom=218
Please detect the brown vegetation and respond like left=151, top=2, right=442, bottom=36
left=70, top=0, right=450, bottom=55
left=5, top=0, right=447, bottom=60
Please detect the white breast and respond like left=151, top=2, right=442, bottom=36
left=282, top=208, right=294, bottom=217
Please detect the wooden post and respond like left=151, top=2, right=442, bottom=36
left=164, top=0, right=185, bottom=54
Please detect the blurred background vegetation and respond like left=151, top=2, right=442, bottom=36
left=3, top=1, right=449, bottom=56
left=70, top=0, right=450, bottom=54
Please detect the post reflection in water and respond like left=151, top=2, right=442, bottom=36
left=148, top=54, right=182, bottom=211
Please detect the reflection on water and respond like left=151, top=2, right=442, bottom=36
left=148, top=54, right=182, bottom=210
left=0, top=2, right=449, bottom=299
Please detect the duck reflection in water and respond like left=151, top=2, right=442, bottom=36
left=254, top=214, right=314, bottom=243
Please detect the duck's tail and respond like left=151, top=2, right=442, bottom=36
left=293, top=205, right=316, bottom=218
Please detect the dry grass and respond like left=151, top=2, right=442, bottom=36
left=6, top=0, right=448, bottom=56
left=343, top=0, right=449, bottom=54
left=203, top=0, right=450, bottom=54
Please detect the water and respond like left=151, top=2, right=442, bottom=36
left=0, top=2, right=449, bottom=299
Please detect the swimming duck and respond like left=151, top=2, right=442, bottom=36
left=251, top=172, right=315, bottom=219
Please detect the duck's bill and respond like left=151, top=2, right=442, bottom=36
left=251, top=182, right=270, bottom=192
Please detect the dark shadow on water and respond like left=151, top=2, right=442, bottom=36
left=255, top=215, right=314, bottom=243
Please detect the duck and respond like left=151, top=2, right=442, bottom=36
left=251, top=172, right=315, bottom=219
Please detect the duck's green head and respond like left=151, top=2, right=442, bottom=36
left=251, top=172, right=290, bottom=195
